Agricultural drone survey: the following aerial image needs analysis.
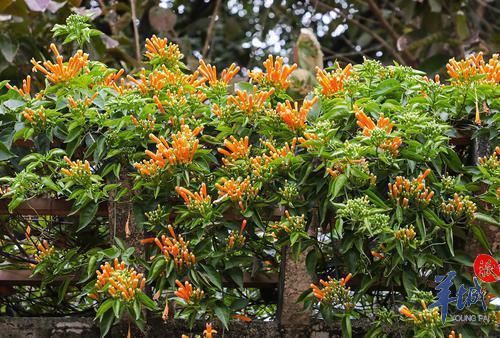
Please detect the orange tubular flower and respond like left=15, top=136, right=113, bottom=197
left=449, top=331, right=463, bottom=338
left=310, top=274, right=353, bottom=308
left=31, top=44, right=89, bottom=84
left=135, top=122, right=203, bottom=175
left=264, top=138, right=297, bottom=159
left=277, top=97, right=318, bottom=131
left=144, top=35, right=183, bottom=66
left=6, top=75, right=31, bottom=97
left=354, top=107, right=401, bottom=155
left=102, top=68, right=124, bottom=87
left=387, top=169, right=434, bottom=208
left=174, top=280, right=204, bottom=303
left=95, top=258, right=145, bottom=302
left=61, top=156, right=92, bottom=177
left=152, top=225, right=196, bottom=271
left=198, top=59, right=240, bottom=86
left=23, top=107, right=46, bottom=126
left=218, top=136, right=251, bottom=165
left=34, top=239, right=54, bottom=263
left=446, top=53, right=499, bottom=85
left=249, top=55, right=297, bottom=89
left=175, top=183, right=211, bottom=210
left=315, top=64, right=352, bottom=96
left=227, top=87, right=275, bottom=116
left=203, top=323, right=217, bottom=338
left=232, top=314, right=252, bottom=323
left=399, top=305, right=416, bottom=320
left=215, top=176, right=257, bottom=202
left=67, top=92, right=98, bottom=109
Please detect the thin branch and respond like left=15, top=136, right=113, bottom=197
left=202, top=0, right=222, bottom=60
left=130, top=0, right=141, bottom=63
left=310, top=0, right=408, bottom=65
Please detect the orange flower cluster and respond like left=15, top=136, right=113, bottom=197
left=227, top=87, right=275, bottom=116
left=135, top=123, right=203, bottom=175
left=218, top=136, right=251, bottom=165
left=61, top=156, right=91, bottom=177
left=228, top=219, right=247, bottom=249
left=388, top=169, right=434, bottom=208
left=68, top=92, right=98, bottom=109
left=6, top=75, right=32, bottom=97
left=399, top=301, right=440, bottom=326
left=449, top=331, right=463, bottom=338
left=250, top=155, right=274, bottom=178
left=198, top=60, right=240, bottom=86
left=276, top=97, right=318, bottom=131
left=394, top=225, right=416, bottom=242
left=248, top=55, right=297, bottom=89
left=215, top=176, right=258, bottom=203
left=31, top=44, right=89, bottom=84
left=174, top=280, right=204, bottom=303
left=131, top=114, right=156, bottom=131
left=446, top=53, right=499, bottom=84
left=94, top=258, right=145, bottom=301
left=270, top=210, right=305, bottom=235
left=153, top=225, right=196, bottom=271
left=354, top=108, right=402, bottom=155
left=478, top=146, right=499, bottom=171
left=310, top=273, right=353, bottom=308
left=441, top=193, right=477, bottom=221
left=34, top=239, right=54, bottom=263
left=264, top=139, right=297, bottom=159
left=316, top=64, right=352, bottom=96
left=145, top=35, right=183, bottom=66
left=127, top=69, right=171, bottom=94
left=23, top=107, right=46, bottom=125
left=175, top=183, right=211, bottom=211
left=102, top=68, right=125, bottom=87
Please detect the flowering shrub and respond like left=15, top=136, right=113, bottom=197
left=0, top=20, right=498, bottom=338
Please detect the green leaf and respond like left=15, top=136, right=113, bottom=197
left=471, top=223, right=491, bottom=251
left=57, top=278, right=71, bottom=304
left=99, top=310, right=114, bottom=337
left=96, top=298, right=114, bottom=319
left=445, top=227, right=455, bottom=256
left=305, top=249, right=318, bottom=276
left=0, top=142, right=15, bottom=161
left=201, top=264, right=222, bottom=290
left=341, top=315, right=352, bottom=338
left=214, top=305, right=230, bottom=329
left=78, top=203, right=98, bottom=231
left=474, top=213, right=499, bottom=226
left=402, top=270, right=416, bottom=296
left=138, top=292, right=157, bottom=310
left=112, top=299, right=122, bottom=319
left=331, top=174, right=347, bottom=199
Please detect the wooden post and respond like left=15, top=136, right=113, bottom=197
left=278, top=209, right=317, bottom=337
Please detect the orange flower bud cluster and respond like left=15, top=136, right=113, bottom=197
left=249, top=55, right=297, bottom=90
left=102, top=68, right=125, bottom=87
left=215, top=176, right=258, bottom=202
left=174, top=280, right=204, bottom=303
left=23, top=107, right=46, bottom=126
left=154, top=225, right=196, bottom=271
left=130, top=114, right=156, bottom=131
left=198, top=60, right=240, bottom=86
left=276, top=97, right=318, bottom=131
left=34, top=239, right=55, bottom=263
left=270, top=210, right=305, bottom=236
left=354, top=107, right=402, bottom=156
left=6, top=75, right=32, bottom=97
left=135, top=123, right=203, bottom=175
left=478, top=146, right=499, bottom=171
left=399, top=301, right=440, bottom=326
left=95, top=258, right=145, bottom=302
left=315, top=64, right=352, bottom=96
left=145, top=35, right=183, bottom=67
left=441, top=193, right=477, bottom=221
left=264, top=139, right=297, bottom=160
left=446, top=53, right=499, bottom=85
left=228, top=220, right=247, bottom=249
left=127, top=69, right=171, bottom=94
left=250, top=155, right=273, bottom=178
left=203, top=323, right=217, bottom=338
left=61, top=156, right=92, bottom=177
left=388, top=169, right=434, bottom=208
left=31, top=44, right=89, bottom=84
left=310, top=273, right=353, bottom=309
left=218, top=136, right=251, bottom=165
left=67, top=92, right=98, bottom=110
left=394, top=225, right=416, bottom=242
left=449, top=331, right=463, bottom=338
left=175, top=183, right=212, bottom=212
left=227, top=87, right=275, bottom=117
